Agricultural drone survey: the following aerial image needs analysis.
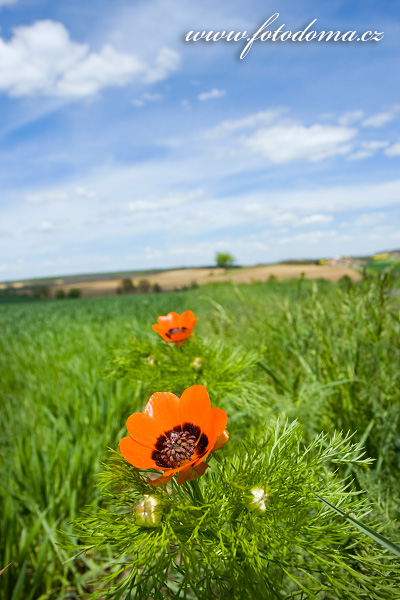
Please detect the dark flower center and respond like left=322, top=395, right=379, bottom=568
left=158, top=430, right=197, bottom=468
left=152, top=424, right=209, bottom=469
left=165, top=326, right=187, bottom=339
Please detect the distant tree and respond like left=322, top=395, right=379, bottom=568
left=55, top=289, right=66, bottom=299
left=138, top=279, right=151, bottom=294
left=32, top=285, right=50, bottom=299
left=153, top=283, right=162, bottom=293
left=216, top=252, right=235, bottom=270
left=121, top=278, right=135, bottom=293
left=190, top=280, right=199, bottom=289
left=68, top=288, right=81, bottom=299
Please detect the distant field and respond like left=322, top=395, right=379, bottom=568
left=365, top=259, right=400, bottom=274
left=1, top=263, right=362, bottom=299
left=1, top=263, right=363, bottom=298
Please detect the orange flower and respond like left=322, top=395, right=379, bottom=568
left=119, top=385, right=228, bottom=486
left=152, top=310, right=198, bottom=346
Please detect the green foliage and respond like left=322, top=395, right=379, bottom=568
left=32, top=285, right=50, bottom=299
left=363, top=259, right=400, bottom=276
left=138, top=278, right=151, bottom=293
left=121, top=278, right=136, bottom=293
left=215, top=251, right=235, bottom=269
left=55, top=289, right=66, bottom=299
left=68, top=288, right=82, bottom=298
left=74, top=422, right=400, bottom=599
left=104, top=334, right=266, bottom=435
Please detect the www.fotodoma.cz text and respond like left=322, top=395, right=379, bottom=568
left=184, top=13, right=384, bottom=59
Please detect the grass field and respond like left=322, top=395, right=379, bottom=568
left=1, top=274, right=400, bottom=599
left=1, top=263, right=361, bottom=299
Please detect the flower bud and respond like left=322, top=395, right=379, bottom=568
left=134, top=495, right=163, bottom=527
left=191, top=357, right=204, bottom=370
left=146, top=355, right=155, bottom=366
left=247, top=486, right=270, bottom=513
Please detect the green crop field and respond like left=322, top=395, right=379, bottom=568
left=1, top=274, right=400, bottom=599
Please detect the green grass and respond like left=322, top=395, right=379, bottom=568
left=363, top=258, right=400, bottom=274
left=1, top=275, right=399, bottom=598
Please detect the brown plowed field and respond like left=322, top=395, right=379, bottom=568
left=51, top=264, right=361, bottom=298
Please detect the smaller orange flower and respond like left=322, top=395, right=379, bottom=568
left=119, top=385, right=228, bottom=486
left=152, top=310, right=198, bottom=346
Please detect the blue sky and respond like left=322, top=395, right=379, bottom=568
left=0, top=0, right=399, bottom=280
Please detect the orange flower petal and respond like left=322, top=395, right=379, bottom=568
left=178, top=385, right=211, bottom=431
left=179, top=310, right=198, bottom=329
left=151, top=324, right=172, bottom=343
left=207, top=407, right=229, bottom=440
left=176, top=462, right=209, bottom=485
left=147, top=472, right=175, bottom=487
left=158, top=312, right=180, bottom=326
left=144, top=391, right=181, bottom=433
left=119, top=436, right=161, bottom=470
left=212, top=429, right=229, bottom=452
left=169, top=330, right=191, bottom=343
left=191, top=407, right=228, bottom=466
left=126, top=412, right=164, bottom=448
left=151, top=324, right=165, bottom=334
left=212, top=429, right=229, bottom=451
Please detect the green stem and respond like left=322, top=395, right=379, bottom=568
left=258, top=361, right=292, bottom=394
left=189, top=479, right=204, bottom=504
left=315, top=493, right=400, bottom=558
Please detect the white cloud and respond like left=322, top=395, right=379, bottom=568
left=25, top=189, right=69, bottom=203
left=338, top=110, right=364, bottom=126
left=353, top=213, right=387, bottom=227
left=207, top=108, right=286, bottom=137
left=76, top=187, right=96, bottom=198
left=132, top=91, right=162, bottom=108
left=385, top=142, right=400, bottom=157
left=362, top=111, right=397, bottom=128
left=56, top=44, right=144, bottom=97
left=198, top=88, right=226, bottom=101
left=268, top=213, right=333, bottom=227
left=127, top=190, right=202, bottom=214
left=0, top=0, right=17, bottom=7
left=347, top=140, right=389, bottom=161
left=39, top=221, right=55, bottom=232
left=270, top=212, right=296, bottom=225
left=361, top=141, right=389, bottom=150
left=0, top=21, right=179, bottom=98
left=143, top=92, right=162, bottom=101
left=347, top=150, right=374, bottom=161
left=143, top=47, right=180, bottom=84
left=300, top=214, right=333, bottom=225
left=244, top=124, right=356, bottom=164
left=3, top=175, right=400, bottom=280
left=278, top=230, right=336, bottom=245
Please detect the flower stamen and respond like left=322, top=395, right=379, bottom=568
left=157, top=431, right=197, bottom=468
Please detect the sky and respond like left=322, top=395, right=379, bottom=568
left=0, top=0, right=399, bottom=281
